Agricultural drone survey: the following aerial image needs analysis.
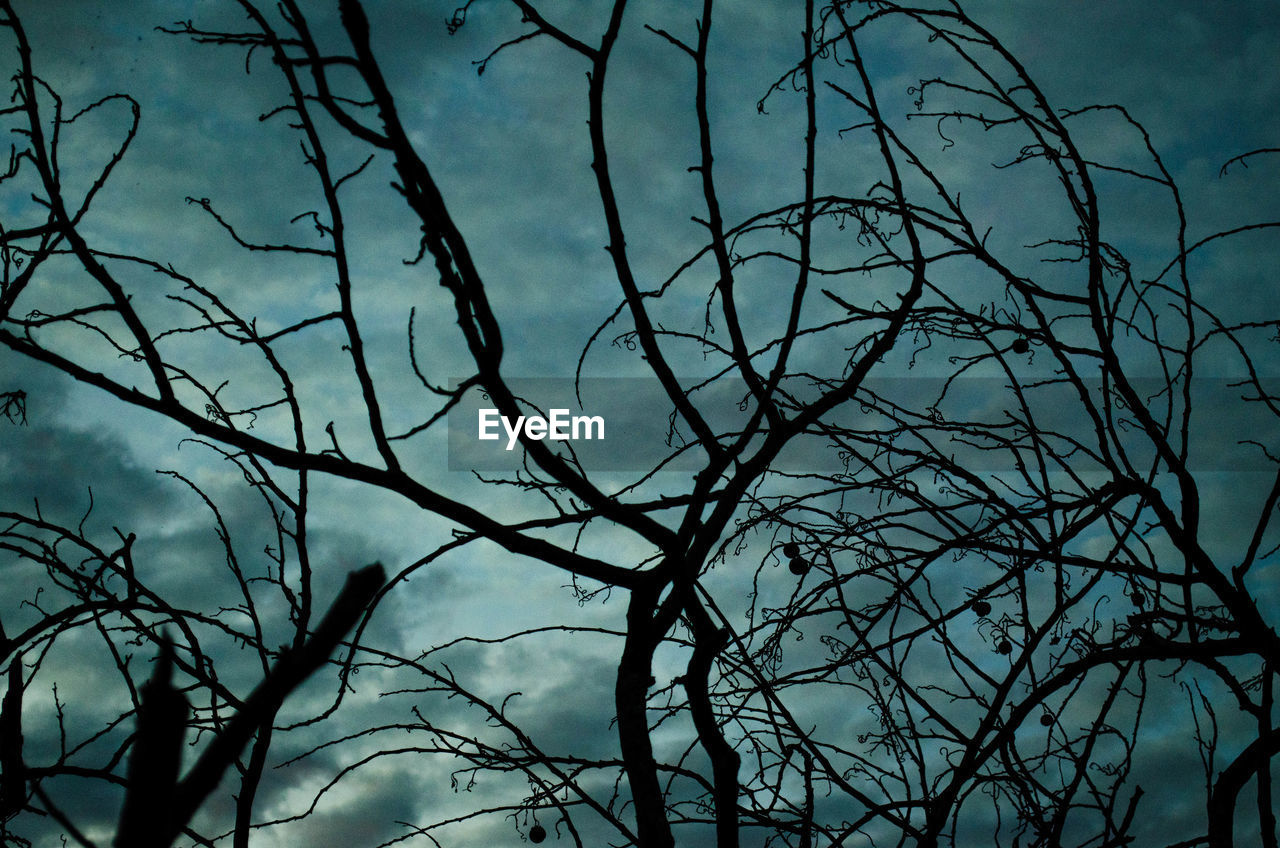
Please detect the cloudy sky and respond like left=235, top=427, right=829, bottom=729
left=1, top=1, right=1278, bottom=846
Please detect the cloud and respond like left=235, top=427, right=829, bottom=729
left=2, top=2, right=1279, bottom=845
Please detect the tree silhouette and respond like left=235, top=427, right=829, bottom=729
left=1, top=1, right=1278, bottom=847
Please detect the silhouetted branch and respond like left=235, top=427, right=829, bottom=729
left=112, top=565, right=384, bottom=848
left=0, top=657, right=25, bottom=820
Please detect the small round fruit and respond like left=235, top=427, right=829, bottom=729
left=529, top=824, right=547, bottom=843
left=997, top=638, right=1012, bottom=655
left=782, top=542, right=800, bottom=558
left=1011, top=337, right=1030, bottom=354
left=972, top=600, right=992, bottom=617
left=1040, top=712, right=1054, bottom=727
left=788, top=557, right=809, bottom=575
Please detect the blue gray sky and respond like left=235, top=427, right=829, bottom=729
left=1, top=1, right=1279, bottom=846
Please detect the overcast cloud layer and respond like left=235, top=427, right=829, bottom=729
left=1, top=1, right=1278, bottom=846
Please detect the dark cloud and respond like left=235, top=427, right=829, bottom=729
left=1, top=1, right=1278, bottom=845
left=0, top=354, right=181, bottom=537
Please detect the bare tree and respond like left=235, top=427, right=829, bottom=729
left=1, top=1, right=1278, bottom=847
